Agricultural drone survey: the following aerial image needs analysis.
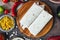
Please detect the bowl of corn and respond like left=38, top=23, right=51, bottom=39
left=0, top=15, right=15, bottom=32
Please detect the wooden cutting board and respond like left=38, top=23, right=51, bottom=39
left=16, top=1, right=53, bottom=38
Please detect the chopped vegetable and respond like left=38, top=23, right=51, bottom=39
left=4, top=9, right=9, bottom=14
left=2, top=0, right=8, bottom=3
left=11, top=2, right=22, bottom=17
left=0, top=6, right=4, bottom=14
left=0, top=15, right=14, bottom=31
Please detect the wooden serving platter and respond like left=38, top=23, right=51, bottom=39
left=16, top=1, right=53, bottom=38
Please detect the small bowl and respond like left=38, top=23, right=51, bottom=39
left=0, top=15, right=15, bottom=32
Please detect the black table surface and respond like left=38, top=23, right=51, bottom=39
left=0, top=0, right=60, bottom=40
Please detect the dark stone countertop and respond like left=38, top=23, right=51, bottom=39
left=0, top=0, right=60, bottom=40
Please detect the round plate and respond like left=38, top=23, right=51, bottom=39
left=16, top=1, right=53, bottom=38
